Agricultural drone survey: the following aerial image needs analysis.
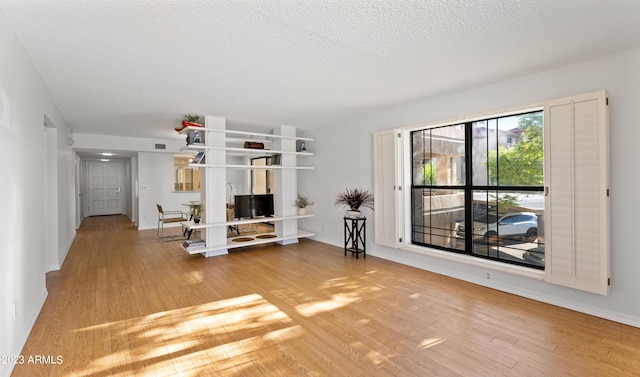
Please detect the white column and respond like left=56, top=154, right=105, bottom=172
left=273, top=125, right=298, bottom=244
left=201, top=116, right=228, bottom=257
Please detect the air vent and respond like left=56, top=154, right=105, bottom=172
left=154, top=143, right=167, bottom=150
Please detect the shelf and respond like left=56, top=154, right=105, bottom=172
left=182, top=144, right=313, bottom=156
left=187, top=163, right=313, bottom=170
left=182, top=230, right=315, bottom=254
left=179, top=121, right=313, bottom=258
left=181, top=214, right=315, bottom=230
left=226, top=137, right=272, bottom=144
left=179, top=126, right=313, bottom=141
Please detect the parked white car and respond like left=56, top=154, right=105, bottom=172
left=458, top=212, right=538, bottom=241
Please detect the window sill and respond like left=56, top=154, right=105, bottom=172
left=400, top=243, right=545, bottom=281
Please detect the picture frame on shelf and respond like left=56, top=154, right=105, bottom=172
left=270, top=154, right=281, bottom=165
left=193, top=151, right=205, bottom=164
left=188, top=130, right=205, bottom=145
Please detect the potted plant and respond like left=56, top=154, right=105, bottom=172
left=175, top=114, right=203, bottom=132
left=335, top=188, right=374, bottom=217
left=294, top=194, right=314, bottom=215
left=190, top=204, right=202, bottom=223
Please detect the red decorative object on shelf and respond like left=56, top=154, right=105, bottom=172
left=175, top=120, right=203, bottom=132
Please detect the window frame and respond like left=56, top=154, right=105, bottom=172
left=408, top=110, right=545, bottom=269
left=374, top=90, right=610, bottom=295
left=174, top=154, right=201, bottom=192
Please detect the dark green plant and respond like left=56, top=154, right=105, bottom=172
left=489, top=193, right=518, bottom=212
left=294, top=194, right=314, bottom=208
left=190, top=204, right=202, bottom=220
left=486, top=112, right=543, bottom=186
left=185, top=114, right=201, bottom=123
left=423, top=161, right=436, bottom=185
left=335, top=188, right=374, bottom=211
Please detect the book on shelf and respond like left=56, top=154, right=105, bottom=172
left=243, top=141, right=264, bottom=149
left=183, top=239, right=206, bottom=249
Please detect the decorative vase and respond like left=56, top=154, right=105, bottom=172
left=346, top=209, right=362, bottom=218
left=297, top=207, right=307, bottom=215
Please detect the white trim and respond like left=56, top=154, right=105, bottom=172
left=178, top=126, right=314, bottom=141
left=0, top=290, right=48, bottom=377
left=398, top=104, right=544, bottom=132
left=184, top=230, right=315, bottom=254
left=400, top=244, right=545, bottom=280
left=182, top=214, right=315, bottom=229
left=187, top=163, right=314, bottom=170
left=368, top=246, right=638, bottom=328
left=183, top=144, right=314, bottom=156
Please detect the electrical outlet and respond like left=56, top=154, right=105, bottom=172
left=486, top=272, right=491, bottom=280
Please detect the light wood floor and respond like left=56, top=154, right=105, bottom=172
left=13, top=215, right=640, bottom=376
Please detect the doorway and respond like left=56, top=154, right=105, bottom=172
left=87, top=161, right=124, bottom=216
left=251, top=156, right=274, bottom=194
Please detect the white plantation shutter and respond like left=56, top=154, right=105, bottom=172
left=373, top=129, right=399, bottom=248
left=544, top=90, right=610, bottom=295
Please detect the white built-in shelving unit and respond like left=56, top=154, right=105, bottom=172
left=178, top=117, right=314, bottom=257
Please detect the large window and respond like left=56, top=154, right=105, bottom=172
left=374, top=91, right=610, bottom=294
left=411, top=111, right=545, bottom=269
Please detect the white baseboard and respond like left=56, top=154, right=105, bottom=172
left=368, top=247, right=640, bottom=329
left=47, top=229, right=76, bottom=272
left=47, top=263, right=61, bottom=272
left=0, top=289, right=48, bottom=377
left=138, top=223, right=181, bottom=231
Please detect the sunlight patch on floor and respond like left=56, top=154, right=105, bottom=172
left=184, top=270, right=204, bottom=285
left=419, top=338, right=446, bottom=349
left=367, top=349, right=394, bottom=366
left=70, top=294, right=305, bottom=376
left=295, top=292, right=361, bottom=317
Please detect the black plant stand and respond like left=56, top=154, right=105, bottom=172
left=344, top=216, right=366, bottom=259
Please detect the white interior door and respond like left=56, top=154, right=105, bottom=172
left=88, top=161, right=123, bottom=216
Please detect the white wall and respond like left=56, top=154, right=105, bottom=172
left=137, top=152, right=200, bottom=230
left=228, top=156, right=249, bottom=196
left=73, top=132, right=249, bottom=230
left=56, top=129, right=75, bottom=269
left=0, top=13, right=74, bottom=377
left=73, top=132, right=187, bottom=153
left=73, top=133, right=198, bottom=229
left=305, top=47, right=640, bottom=327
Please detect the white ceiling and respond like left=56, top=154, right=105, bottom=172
left=1, top=0, right=640, bottom=141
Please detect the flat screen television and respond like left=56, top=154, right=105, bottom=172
left=234, top=194, right=274, bottom=218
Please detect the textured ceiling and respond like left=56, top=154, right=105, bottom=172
left=1, top=0, right=640, bottom=140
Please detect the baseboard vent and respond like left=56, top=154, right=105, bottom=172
left=154, top=143, right=167, bottom=150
